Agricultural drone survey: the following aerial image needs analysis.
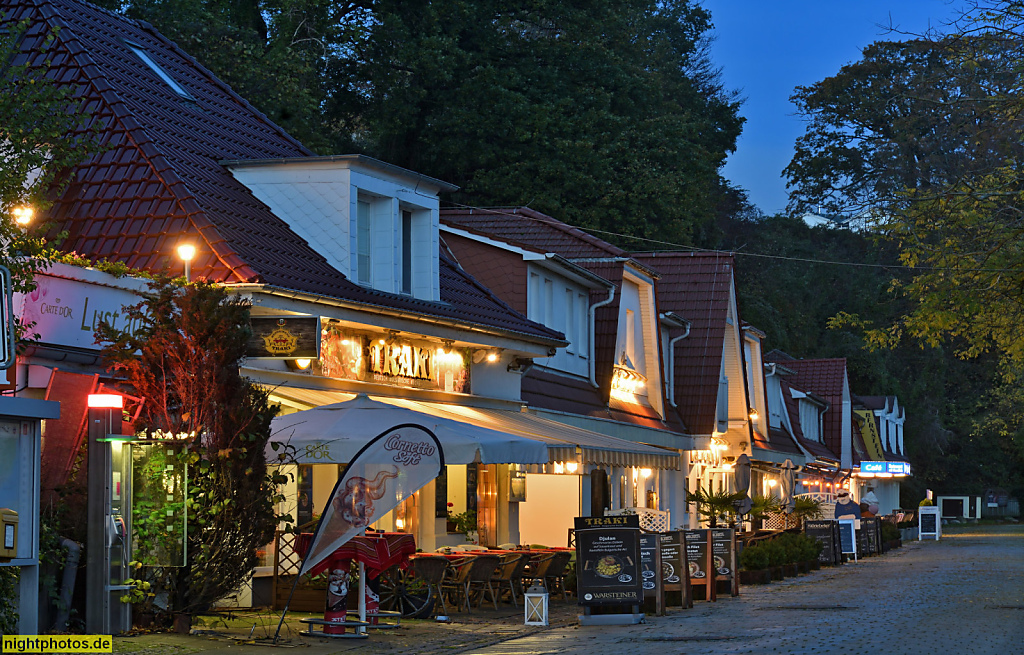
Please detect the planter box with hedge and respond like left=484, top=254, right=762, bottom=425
left=739, top=533, right=824, bottom=584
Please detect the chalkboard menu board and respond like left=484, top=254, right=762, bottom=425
left=639, top=533, right=664, bottom=614
left=857, top=525, right=868, bottom=555
left=659, top=532, right=685, bottom=590
left=919, top=507, right=940, bottom=540
left=804, top=520, right=841, bottom=565
left=711, top=530, right=734, bottom=578
left=575, top=527, right=643, bottom=606
left=639, top=533, right=660, bottom=595
left=862, top=518, right=879, bottom=555
left=838, top=519, right=857, bottom=558
left=684, top=530, right=711, bottom=583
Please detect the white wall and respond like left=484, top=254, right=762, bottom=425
left=518, top=474, right=580, bottom=548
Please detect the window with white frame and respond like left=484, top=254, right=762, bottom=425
left=527, top=267, right=589, bottom=377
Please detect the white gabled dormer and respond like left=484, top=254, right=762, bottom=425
left=612, top=266, right=664, bottom=418
left=224, top=155, right=457, bottom=301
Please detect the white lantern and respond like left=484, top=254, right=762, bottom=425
left=524, top=579, right=549, bottom=626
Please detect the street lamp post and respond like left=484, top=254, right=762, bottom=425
left=176, top=243, right=196, bottom=282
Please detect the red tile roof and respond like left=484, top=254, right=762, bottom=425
left=441, top=207, right=625, bottom=259
left=440, top=209, right=683, bottom=422
left=631, top=252, right=735, bottom=436
left=760, top=428, right=804, bottom=456
left=9, top=0, right=561, bottom=344
left=522, top=368, right=688, bottom=436
left=766, top=356, right=848, bottom=462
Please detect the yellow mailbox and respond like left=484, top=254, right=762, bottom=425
left=0, top=508, right=18, bottom=560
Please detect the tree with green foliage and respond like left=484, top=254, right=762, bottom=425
left=785, top=35, right=1022, bottom=217
left=781, top=2, right=1024, bottom=501
left=332, top=0, right=743, bottom=247
left=97, top=278, right=287, bottom=617
left=100, top=0, right=744, bottom=248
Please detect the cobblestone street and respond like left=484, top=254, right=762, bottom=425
left=112, top=524, right=1023, bottom=655
left=468, top=524, right=1024, bottom=655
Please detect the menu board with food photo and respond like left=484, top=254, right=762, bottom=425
left=683, top=530, right=711, bottom=584
left=575, top=526, right=643, bottom=607
left=659, top=531, right=692, bottom=608
left=639, top=533, right=660, bottom=595
left=711, top=529, right=734, bottom=578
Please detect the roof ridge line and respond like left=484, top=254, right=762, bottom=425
left=39, top=0, right=267, bottom=283
left=439, top=251, right=564, bottom=343
left=442, top=206, right=625, bottom=257
left=133, top=15, right=315, bottom=158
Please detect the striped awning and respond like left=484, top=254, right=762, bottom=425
left=268, top=386, right=681, bottom=470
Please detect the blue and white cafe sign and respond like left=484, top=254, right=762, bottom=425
left=858, top=461, right=911, bottom=477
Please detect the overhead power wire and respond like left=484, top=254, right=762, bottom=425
left=441, top=201, right=1022, bottom=274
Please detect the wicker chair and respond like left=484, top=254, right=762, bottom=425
left=541, top=551, right=573, bottom=600
left=488, top=552, right=530, bottom=607
left=410, top=555, right=450, bottom=617
left=441, top=554, right=502, bottom=612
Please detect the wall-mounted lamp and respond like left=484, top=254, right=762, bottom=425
left=748, top=408, right=759, bottom=421
left=486, top=349, right=500, bottom=363
left=565, top=462, right=579, bottom=474
left=177, top=243, right=196, bottom=282
left=285, top=358, right=314, bottom=371
left=767, top=479, right=777, bottom=488
left=11, top=205, right=33, bottom=226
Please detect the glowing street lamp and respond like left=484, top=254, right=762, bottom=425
left=177, top=243, right=196, bottom=281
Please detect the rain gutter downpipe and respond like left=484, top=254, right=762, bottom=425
left=663, top=314, right=690, bottom=408
left=589, top=286, right=616, bottom=387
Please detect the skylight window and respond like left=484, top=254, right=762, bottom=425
left=126, top=42, right=195, bottom=101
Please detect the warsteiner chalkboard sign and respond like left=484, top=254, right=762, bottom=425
left=575, top=518, right=643, bottom=607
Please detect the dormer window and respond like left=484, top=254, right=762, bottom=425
left=126, top=42, right=195, bottom=101
left=226, top=154, right=451, bottom=302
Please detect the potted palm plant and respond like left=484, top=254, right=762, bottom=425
left=687, top=488, right=748, bottom=528
left=749, top=494, right=783, bottom=530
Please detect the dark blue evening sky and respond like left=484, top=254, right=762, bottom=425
left=703, top=0, right=965, bottom=216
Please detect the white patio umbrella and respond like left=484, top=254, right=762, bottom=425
left=268, top=393, right=550, bottom=465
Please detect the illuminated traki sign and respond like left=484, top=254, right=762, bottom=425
left=319, top=327, right=470, bottom=393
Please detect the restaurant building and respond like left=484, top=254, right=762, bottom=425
left=439, top=208, right=698, bottom=536
left=852, top=395, right=911, bottom=514
left=6, top=0, right=681, bottom=584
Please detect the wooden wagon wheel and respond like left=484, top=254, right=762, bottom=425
left=377, top=565, right=436, bottom=618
